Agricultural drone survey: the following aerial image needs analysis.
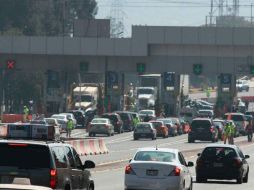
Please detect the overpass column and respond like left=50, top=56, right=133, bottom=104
left=216, top=73, right=236, bottom=117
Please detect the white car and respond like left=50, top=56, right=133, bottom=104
left=88, top=118, right=114, bottom=137
left=236, top=80, right=249, bottom=92
left=125, top=148, right=194, bottom=190
left=59, top=113, right=77, bottom=128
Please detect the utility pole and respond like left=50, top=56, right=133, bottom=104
left=210, top=0, right=214, bottom=26
left=1, top=69, right=5, bottom=115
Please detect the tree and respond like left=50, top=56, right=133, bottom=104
left=0, top=0, right=98, bottom=36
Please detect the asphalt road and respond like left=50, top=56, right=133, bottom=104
left=68, top=129, right=254, bottom=190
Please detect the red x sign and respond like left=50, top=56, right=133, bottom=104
left=7, top=60, right=15, bottom=69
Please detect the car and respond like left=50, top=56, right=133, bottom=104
left=102, top=113, right=124, bottom=134
left=213, top=119, right=225, bottom=140
left=0, top=184, right=53, bottom=190
left=170, top=117, right=183, bottom=135
left=0, top=139, right=95, bottom=189
left=51, top=114, right=68, bottom=131
left=150, top=120, right=168, bottom=138
left=125, top=147, right=194, bottom=190
left=68, top=110, right=86, bottom=128
left=223, top=113, right=248, bottom=135
left=157, top=118, right=178, bottom=136
left=196, top=144, right=250, bottom=184
left=88, top=118, right=114, bottom=137
left=59, top=113, right=77, bottom=128
left=114, top=111, right=135, bottom=131
left=198, top=109, right=214, bottom=118
left=138, top=110, right=156, bottom=121
left=236, top=79, right=249, bottom=92
left=84, top=109, right=97, bottom=127
left=133, top=122, right=157, bottom=140
left=179, top=118, right=191, bottom=134
left=188, top=118, right=218, bottom=143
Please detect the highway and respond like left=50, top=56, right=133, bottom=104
left=69, top=129, right=254, bottom=190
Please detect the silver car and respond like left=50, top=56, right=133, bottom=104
left=133, top=122, right=157, bottom=140
left=125, top=147, right=194, bottom=190
left=88, top=118, right=114, bottom=137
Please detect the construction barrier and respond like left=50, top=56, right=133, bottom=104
left=2, top=114, right=32, bottom=123
left=67, top=139, right=109, bottom=156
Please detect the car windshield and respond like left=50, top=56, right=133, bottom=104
left=92, top=119, right=107, bottom=124
left=134, top=151, right=176, bottom=162
left=137, top=89, right=154, bottom=94
left=191, top=120, right=211, bottom=128
left=151, top=122, right=162, bottom=128
left=137, top=124, right=151, bottom=129
left=45, top=119, right=56, bottom=125
left=139, top=111, right=153, bottom=115
left=52, top=115, right=65, bottom=120
left=0, top=144, right=50, bottom=169
left=157, top=119, right=172, bottom=124
left=102, top=115, right=118, bottom=122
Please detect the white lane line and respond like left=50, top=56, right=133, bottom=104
left=107, top=135, right=133, bottom=144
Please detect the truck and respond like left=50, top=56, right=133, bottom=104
left=136, top=87, right=157, bottom=110
left=72, top=83, right=103, bottom=111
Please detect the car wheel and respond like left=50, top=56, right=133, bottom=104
left=89, top=133, right=92, bottom=137
left=187, top=180, right=193, bottom=190
left=237, top=175, right=243, bottom=184
left=107, top=132, right=111, bottom=137
left=188, top=138, right=194, bottom=143
left=243, top=171, right=249, bottom=183
left=134, top=137, right=138, bottom=140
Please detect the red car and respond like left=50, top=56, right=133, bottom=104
left=150, top=121, right=168, bottom=138
left=180, top=118, right=191, bottom=134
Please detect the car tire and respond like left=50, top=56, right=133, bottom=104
left=134, top=137, right=138, bottom=140
left=89, top=133, right=92, bottom=137
left=107, top=132, right=111, bottom=137
left=243, top=171, right=249, bottom=183
left=187, top=180, right=193, bottom=190
left=188, top=138, right=194, bottom=143
left=237, top=175, right=243, bottom=184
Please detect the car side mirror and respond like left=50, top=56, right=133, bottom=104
left=197, top=153, right=201, bottom=157
left=83, top=160, right=95, bottom=169
left=245, top=155, right=250, bottom=159
left=129, top=159, right=132, bottom=163
left=187, top=161, right=194, bottom=167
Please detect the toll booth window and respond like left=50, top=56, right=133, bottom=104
left=52, top=147, right=68, bottom=168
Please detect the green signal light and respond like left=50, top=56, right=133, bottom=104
left=193, top=64, right=202, bottom=75
left=250, top=65, right=254, bottom=75
left=137, top=63, right=146, bottom=73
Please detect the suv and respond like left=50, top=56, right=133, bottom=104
left=188, top=118, right=218, bottom=143
left=114, top=111, right=135, bottom=131
left=102, top=113, right=124, bottom=134
left=68, top=110, right=86, bottom=128
left=236, top=80, right=249, bottom=92
left=0, top=140, right=95, bottom=190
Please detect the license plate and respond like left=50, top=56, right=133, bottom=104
left=146, top=170, right=158, bottom=176
left=213, top=163, right=223, bottom=167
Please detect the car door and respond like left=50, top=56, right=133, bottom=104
left=237, top=147, right=248, bottom=176
left=72, top=148, right=91, bottom=189
left=178, top=152, right=191, bottom=189
left=64, top=146, right=80, bottom=189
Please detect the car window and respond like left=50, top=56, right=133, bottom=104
left=0, top=144, right=50, bottom=169
left=191, top=120, right=211, bottom=128
left=237, top=147, right=245, bottom=159
left=73, top=148, right=83, bottom=169
left=178, top=152, right=187, bottom=166
left=136, top=124, right=151, bottom=129
left=91, top=119, right=107, bottom=124
left=202, top=147, right=237, bottom=160
left=51, top=146, right=68, bottom=168
left=134, top=151, right=176, bottom=162
left=64, top=147, right=75, bottom=168
left=151, top=122, right=162, bottom=128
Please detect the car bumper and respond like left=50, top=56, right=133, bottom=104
left=125, top=175, right=180, bottom=190
left=188, top=132, right=214, bottom=141
left=134, top=132, right=154, bottom=139
left=89, top=129, right=110, bottom=134
left=196, top=168, right=242, bottom=180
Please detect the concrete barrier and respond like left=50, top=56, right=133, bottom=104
left=67, top=139, right=108, bottom=156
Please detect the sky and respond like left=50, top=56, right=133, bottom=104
left=95, top=0, right=254, bottom=36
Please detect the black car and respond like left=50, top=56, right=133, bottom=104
left=68, top=110, right=86, bottom=128
left=102, top=113, right=124, bottom=134
left=196, top=144, right=249, bottom=184
left=114, top=111, right=135, bottom=131
left=188, top=118, right=218, bottom=143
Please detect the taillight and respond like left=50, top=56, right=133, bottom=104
left=210, top=127, right=214, bottom=133
left=125, top=165, right=136, bottom=175
left=50, top=169, right=57, bottom=189
left=8, top=143, right=28, bottom=147
left=104, top=125, right=109, bottom=129
left=169, top=166, right=181, bottom=176
left=233, top=158, right=242, bottom=168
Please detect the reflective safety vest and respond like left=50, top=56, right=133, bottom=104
left=67, top=120, right=74, bottom=130
left=224, top=125, right=231, bottom=135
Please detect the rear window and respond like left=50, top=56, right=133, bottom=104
left=223, top=114, right=244, bottom=121
left=102, top=115, right=117, bottom=122
left=134, top=151, right=176, bottom=162
left=201, top=147, right=237, bottom=160
left=118, top=113, right=129, bottom=120
left=151, top=122, right=162, bottom=128
left=0, top=144, right=50, bottom=169
left=137, top=124, right=151, bottom=129
left=191, top=120, right=211, bottom=128
left=91, top=119, right=107, bottom=124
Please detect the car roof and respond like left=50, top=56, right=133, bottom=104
left=0, top=184, right=52, bottom=190
left=224, top=112, right=244, bottom=116
left=204, top=143, right=238, bottom=149
left=138, top=122, right=152, bottom=125
left=192, top=118, right=212, bottom=121
left=136, top=147, right=179, bottom=154
left=0, top=139, right=71, bottom=147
